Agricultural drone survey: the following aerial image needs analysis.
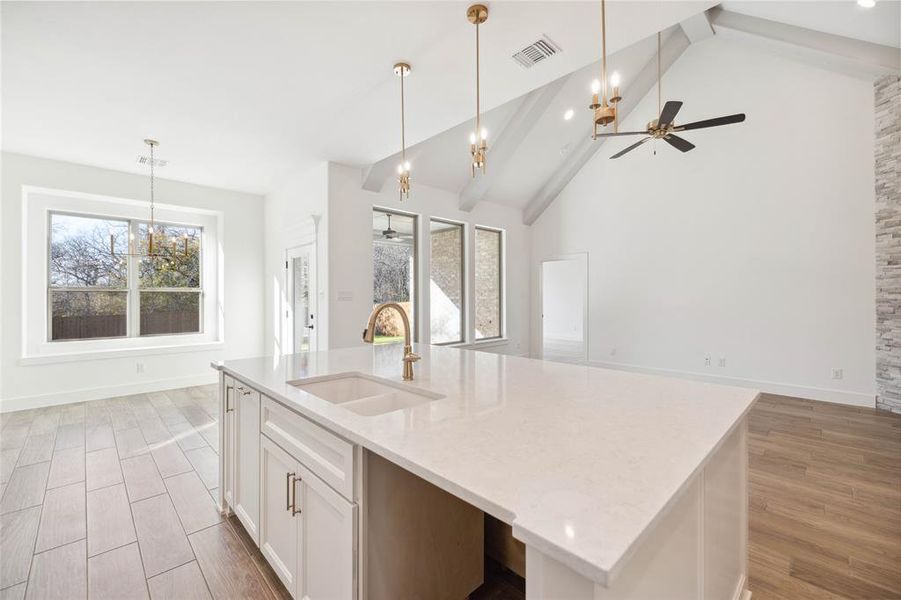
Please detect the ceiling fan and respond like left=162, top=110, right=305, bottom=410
left=379, top=214, right=413, bottom=242
left=596, top=32, right=746, bottom=159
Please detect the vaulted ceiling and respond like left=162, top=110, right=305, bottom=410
left=2, top=0, right=898, bottom=220
left=1, top=1, right=718, bottom=193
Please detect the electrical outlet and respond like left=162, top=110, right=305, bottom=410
left=704, top=356, right=711, bottom=367
left=718, top=357, right=726, bottom=368
left=831, top=368, right=843, bottom=380
left=136, top=362, right=144, bottom=374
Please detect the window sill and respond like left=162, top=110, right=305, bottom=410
left=18, top=340, right=225, bottom=366
left=436, top=338, right=509, bottom=350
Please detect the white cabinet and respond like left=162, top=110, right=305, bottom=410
left=222, top=375, right=236, bottom=510
left=261, top=435, right=300, bottom=595
left=234, top=383, right=261, bottom=543
left=260, top=435, right=356, bottom=600
left=296, top=461, right=356, bottom=600
left=223, top=372, right=358, bottom=600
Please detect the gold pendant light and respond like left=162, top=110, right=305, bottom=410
left=110, top=139, right=189, bottom=259
left=467, top=4, right=488, bottom=177
left=590, top=0, right=623, bottom=139
left=394, top=62, right=412, bottom=200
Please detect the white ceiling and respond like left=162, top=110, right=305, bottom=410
left=722, top=1, right=900, bottom=48
left=1, top=0, right=718, bottom=195
left=405, top=31, right=665, bottom=209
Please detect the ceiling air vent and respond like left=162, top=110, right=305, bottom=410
left=136, top=155, right=167, bottom=168
left=511, top=35, right=561, bottom=69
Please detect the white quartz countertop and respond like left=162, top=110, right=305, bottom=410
left=214, top=345, right=757, bottom=586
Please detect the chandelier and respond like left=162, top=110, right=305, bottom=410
left=394, top=62, right=412, bottom=200
left=467, top=4, right=488, bottom=177
left=590, top=0, right=623, bottom=139
left=110, top=139, right=189, bottom=259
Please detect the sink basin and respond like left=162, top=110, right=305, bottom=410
left=289, top=372, right=443, bottom=416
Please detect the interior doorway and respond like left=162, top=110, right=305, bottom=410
left=287, top=243, right=317, bottom=353
left=540, top=255, right=588, bottom=364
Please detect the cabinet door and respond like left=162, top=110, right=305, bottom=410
left=234, top=384, right=261, bottom=543
left=296, top=463, right=357, bottom=600
left=260, top=435, right=300, bottom=598
left=222, top=375, right=236, bottom=510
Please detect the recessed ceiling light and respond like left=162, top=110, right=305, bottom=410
left=563, top=108, right=575, bottom=121
left=857, top=0, right=875, bottom=7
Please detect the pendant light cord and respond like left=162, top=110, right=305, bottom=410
left=601, top=0, right=607, bottom=103
left=400, top=69, right=406, bottom=165
left=475, top=20, right=481, bottom=136
left=149, top=142, right=155, bottom=231
left=657, top=31, right=661, bottom=117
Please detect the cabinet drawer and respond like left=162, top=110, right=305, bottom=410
left=261, top=396, right=355, bottom=501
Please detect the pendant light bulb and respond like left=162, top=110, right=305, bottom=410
left=470, top=132, right=477, bottom=145
left=591, top=79, right=601, bottom=94
left=404, top=161, right=411, bottom=172
left=480, top=128, right=488, bottom=141
left=397, top=164, right=404, bottom=175
left=610, top=72, right=621, bottom=88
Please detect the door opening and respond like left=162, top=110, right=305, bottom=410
left=540, top=256, right=587, bottom=363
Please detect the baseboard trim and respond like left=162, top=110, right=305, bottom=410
left=0, top=372, right=218, bottom=413
left=585, top=360, right=875, bottom=408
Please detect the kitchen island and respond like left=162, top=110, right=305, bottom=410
left=213, top=343, right=757, bottom=600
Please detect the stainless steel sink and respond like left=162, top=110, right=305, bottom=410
left=289, top=372, right=443, bottom=416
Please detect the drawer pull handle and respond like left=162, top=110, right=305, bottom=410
left=286, top=472, right=296, bottom=511
left=292, top=475, right=302, bottom=516
left=225, top=386, right=234, bottom=413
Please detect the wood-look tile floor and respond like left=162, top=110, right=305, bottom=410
left=0, top=386, right=290, bottom=600
left=749, top=393, right=901, bottom=600
left=2, top=389, right=899, bottom=599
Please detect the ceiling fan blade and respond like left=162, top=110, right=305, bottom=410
left=593, top=131, right=648, bottom=138
left=677, top=113, right=745, bottom=131
left=657, top=101, right=683, bottom=128
left=663, top=134, right=695, bottom=153
left=609, top=137, right=650, bottom=159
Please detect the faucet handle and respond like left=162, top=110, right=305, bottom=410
left=404, top=352, right=421, bottom=363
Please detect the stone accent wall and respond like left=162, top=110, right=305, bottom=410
left=875, top=75, right=901, bottom=413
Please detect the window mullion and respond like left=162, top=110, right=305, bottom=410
left=128, top=220, right=140, bottom=337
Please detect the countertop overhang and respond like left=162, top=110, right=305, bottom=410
left=213, top=344, right=758, bottom=586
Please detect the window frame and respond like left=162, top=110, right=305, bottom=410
left=45, top=209, right=205, bottom=343
left=134, top=219, right=204, bottom=338
left=428, top=217, right=467, bottom=346
left=473, top=225, right=505, bottom=342
left=372, top=207, right=419, bottom=344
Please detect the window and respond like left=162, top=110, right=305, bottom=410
left=49, top=213, right=129, bottom=340
left=429, top=219, right=464, bottom=344
left=475, top=226, right=503, bottom=340
left=138, top=222, right=202, bottom=336
left=372, top=209, right=417, bottom=344
left=48, top=211, right=202, bottom=341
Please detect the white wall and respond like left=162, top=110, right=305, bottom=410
left=0, top=152, right=265, bottom=410
left=326, top=163, right=531, bottom=356
left=531, top=37, right=876, bottom=406
left=263, top=163, right=329, bottom=356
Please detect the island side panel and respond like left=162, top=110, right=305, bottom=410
left=525, top=417, right=749, bottom=600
